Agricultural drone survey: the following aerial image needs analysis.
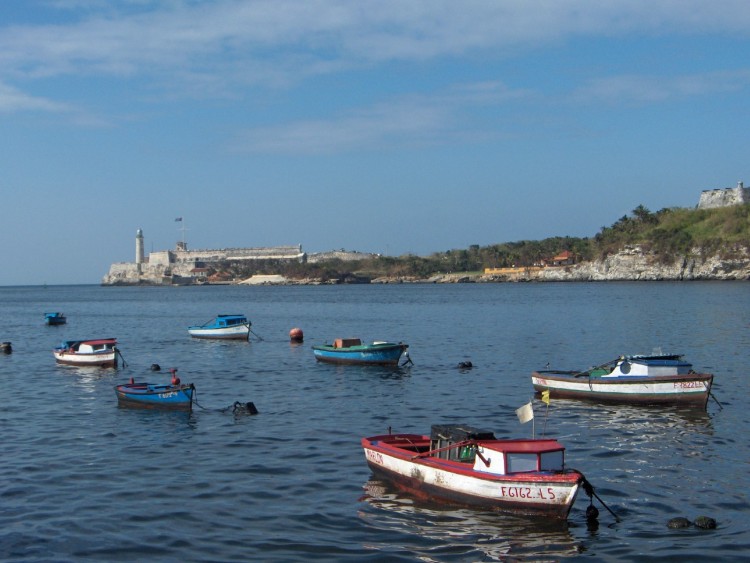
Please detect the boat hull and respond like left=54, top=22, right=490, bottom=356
left=45, top=314, right=66, bottom=325
left=313, top=343, right=408, bottom=366
left=53, top=350, right=117, bottom=367
left=531, top=371, right=713, bottom=406
left=188, top=326, right=250, bottom=340
left=362, top=435, right=582, bottom=518
left=115, top=383, right=195, bottom=411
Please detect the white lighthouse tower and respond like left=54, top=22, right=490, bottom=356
left=135, top=228, right=145, bottom=272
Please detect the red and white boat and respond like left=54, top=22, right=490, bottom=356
left=53, top=338, right=119, bottom=367
left=362, top=424, right=585, bottom=519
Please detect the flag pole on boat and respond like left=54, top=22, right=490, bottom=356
left=541, top=389, right=550, bottom=437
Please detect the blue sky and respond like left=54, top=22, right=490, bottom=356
left=1, top=1, right=749, bottom=285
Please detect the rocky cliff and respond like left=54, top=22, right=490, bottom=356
left=530, top=246, right=750, bottom=282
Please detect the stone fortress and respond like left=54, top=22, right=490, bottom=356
left=102, top=229, right=379, bottom=286
left=102, top=229, right=307, bottom=285
left=697, top=180, right=749, bottom=209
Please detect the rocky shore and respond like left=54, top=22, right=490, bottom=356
left=103, top=246, right=750, bottom=286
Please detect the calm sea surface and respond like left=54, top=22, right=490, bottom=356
left=1, top=282, right=749, bottom=562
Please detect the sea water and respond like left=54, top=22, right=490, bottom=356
left=1, top=282, right=748, bottom=561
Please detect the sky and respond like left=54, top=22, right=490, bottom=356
left=1, top=1, right=749, bottom=285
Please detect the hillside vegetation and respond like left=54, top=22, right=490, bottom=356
left=231, top=204, right=750, bottom=281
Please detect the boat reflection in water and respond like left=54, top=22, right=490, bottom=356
left=359, top=479, right=580, bottom=561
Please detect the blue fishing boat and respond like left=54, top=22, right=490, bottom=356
left=312, top=338, right=409, bottom=366
left=188, top=314, right=251, bottom=340
left=45, top=312, right=66, bottom=325
left=115, top=369, right=195, bottom=411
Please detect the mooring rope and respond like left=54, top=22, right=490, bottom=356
left=578, top=473, right=620, bottom=522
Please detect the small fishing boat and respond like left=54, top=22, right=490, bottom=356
left=45, top=312, right=67, bottom=325
left=312, top=338, right=409, bottom=366
left=115, top=369, right=194, bottom=411
left=531, top=353, right=714, bottom=407
left=188, top=314, right=251, bottom=340
left=362, top=424, right=584, bottom=518
left=53, top=338, right=119, bottom=367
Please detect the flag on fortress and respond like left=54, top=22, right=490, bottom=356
left=175, top=217, right=182, bottom=222
left=516, top=402, right=534, bottom=424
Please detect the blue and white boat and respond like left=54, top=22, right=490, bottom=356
left=115, top=370, right=195, bottom=411
left=312, top=338, right=409, bottom=366
left=45, top=312, right=66, bottom=325
left=531, top=353, right=714, bottom=407
left=188, top=314, right=251, bottom=340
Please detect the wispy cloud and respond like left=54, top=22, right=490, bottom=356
left=2, top=1, right=750, bottom=89
left=574, top=69, right=750, bottom=104
left=232, top=81, right=530, bottom=154
left=0, top=81, right=72, bottom=113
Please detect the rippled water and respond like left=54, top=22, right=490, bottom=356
left=1, top=282, right=748, bottom=561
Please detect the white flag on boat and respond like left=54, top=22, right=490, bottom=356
left=516, top=402, right=534, bottom=424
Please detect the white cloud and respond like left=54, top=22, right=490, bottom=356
left=232, top=80, right=530, bottom=154
left=575, top=69, right=750, bottom=104
left=0, top=81, right=72, bottom=112
left=2, top=1, right=750, bottom=83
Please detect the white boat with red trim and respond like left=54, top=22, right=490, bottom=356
left=362, top=424, right=585, bottom=519
left=532, top=353, right=713, bottom=407
left=53, top=338, right=119, bottom=367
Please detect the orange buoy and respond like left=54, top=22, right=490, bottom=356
left=289, top=327, right=304, bottom=342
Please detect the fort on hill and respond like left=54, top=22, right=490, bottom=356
left=697, top=181, right=749, bottom=209
left=102, top=229, right=307, bottom=285
left=101, top=230, right=379, bottom=285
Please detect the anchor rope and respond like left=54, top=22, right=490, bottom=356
left=575, top=471, right=620, bottom=522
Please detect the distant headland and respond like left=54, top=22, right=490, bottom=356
left=102, top=181, right=750, bottom=286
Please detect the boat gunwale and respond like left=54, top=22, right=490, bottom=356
left=312, top=342, right=408, bottom=352
left=532, top=370, right=713, bottom=384
left=362, top=435, right=582, bottom=485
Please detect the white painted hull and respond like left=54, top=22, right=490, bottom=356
left=362, top=439, right=581, bottom=517
left=53, top=350, right=117, bottom=367
left=188, top=326, right=249, bottom=339
left=531, top=371, right=713, bottom=406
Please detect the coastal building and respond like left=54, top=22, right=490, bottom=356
left=698, top=181, right=749, bottom=209
left=102, top=230, right=306, bottom=285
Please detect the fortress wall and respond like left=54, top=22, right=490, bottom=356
left=698, top=185, right=749, bottom=209
left=307, top=250, right=380, bottom=263
left=170, top=246, right=305, bottom=263
left=148, top=251, right=173, bottom=266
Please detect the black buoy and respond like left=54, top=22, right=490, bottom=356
left=458, top=361, right=473, bottom=369
left=586, top=504, right=600, bottom=521
left=150, top=363, right=161, bottom=371
left=1, top=342, right=11, bottom=354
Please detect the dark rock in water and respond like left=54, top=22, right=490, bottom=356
left=1, top=342, right=11, bottom=354
left=694, top=516, right=717, bottom=529
left=457, top=361, right=473, bottom=369
left=667, top=517, right=692, bottom=529
left=150, top=363, right=161, bottom=371
left=232, top=401, right=259, bottom=415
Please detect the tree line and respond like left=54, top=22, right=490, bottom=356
left=217, top=204, right=750, bottom=281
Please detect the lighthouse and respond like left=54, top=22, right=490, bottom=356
left=136, top=228, right=145, bottom=272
